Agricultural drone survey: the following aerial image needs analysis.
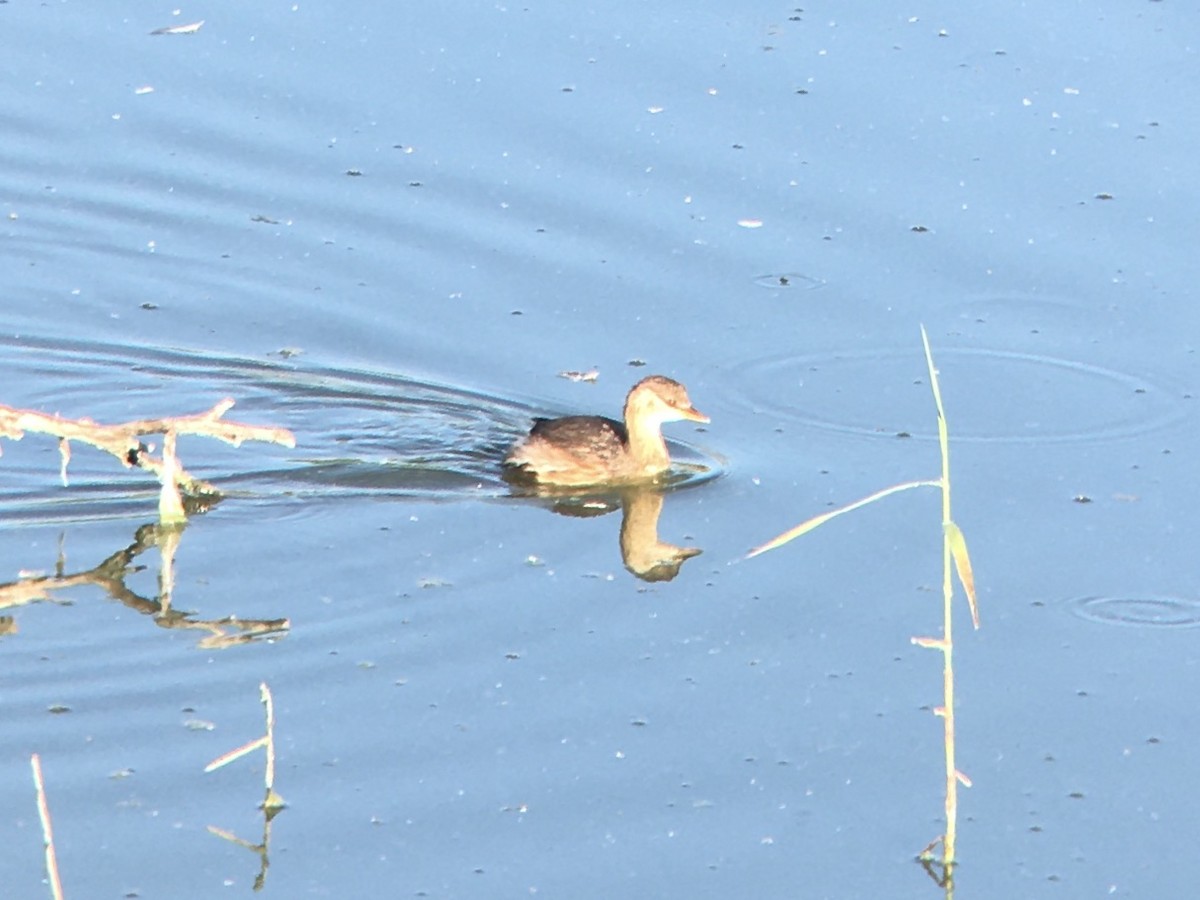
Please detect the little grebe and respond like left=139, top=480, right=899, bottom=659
left=503, top=375, right=709, bottom=487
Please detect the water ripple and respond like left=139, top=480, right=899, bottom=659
left=1071, top=595, right=1200, bottom=629
left=0, top=336, right=720, bottom=525
left=724, top=346, right=1189, bottom=444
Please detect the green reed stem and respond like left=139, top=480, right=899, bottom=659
left=921, top=324, right=959, bottom=868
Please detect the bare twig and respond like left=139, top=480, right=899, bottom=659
left=205, top=681, right=287, bottom=812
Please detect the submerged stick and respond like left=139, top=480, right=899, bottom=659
left=31, top=753, right=65, bottom=900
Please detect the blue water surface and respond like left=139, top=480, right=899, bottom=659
left=2, top=2, right=1199, bottom=898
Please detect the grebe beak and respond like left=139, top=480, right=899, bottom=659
left=681, top=406, right=710, bottom=424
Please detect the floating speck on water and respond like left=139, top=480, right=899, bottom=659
left=558, top=369, right=599, bottom=383
left=752, top=272, right=823, bottom=290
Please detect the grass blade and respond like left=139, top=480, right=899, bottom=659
left=744, top=479, right=940, bottom=559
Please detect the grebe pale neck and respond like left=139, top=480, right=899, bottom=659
left=620, top=376, right=707, bottom=472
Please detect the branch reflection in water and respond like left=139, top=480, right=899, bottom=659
left=0, top=519, right=289, bottom=649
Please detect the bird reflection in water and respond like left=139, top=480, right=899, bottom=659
left=508, top=482, right=703, bottom=582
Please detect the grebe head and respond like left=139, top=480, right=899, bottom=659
left=624, top=374, right=705, bottom=427
left=625, top=375, right=709, bottom=428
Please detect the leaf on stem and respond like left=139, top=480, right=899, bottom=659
left=944, top=520, right=979, bottom=628
left=911, top=635, right=946, bottom=650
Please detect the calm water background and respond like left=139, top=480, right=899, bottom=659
left=3, top=2, right=1199, bottom=897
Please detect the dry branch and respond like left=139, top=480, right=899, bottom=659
left=0, top=399, right=296, bottom=522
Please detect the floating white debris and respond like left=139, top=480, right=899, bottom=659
left=558, top=369, right=599, bottom=383
left=151, top=20, right=205, bottom=35
left=134, top=85, right=155, bottom=95
left=737, top=218, right=764, bottom=229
